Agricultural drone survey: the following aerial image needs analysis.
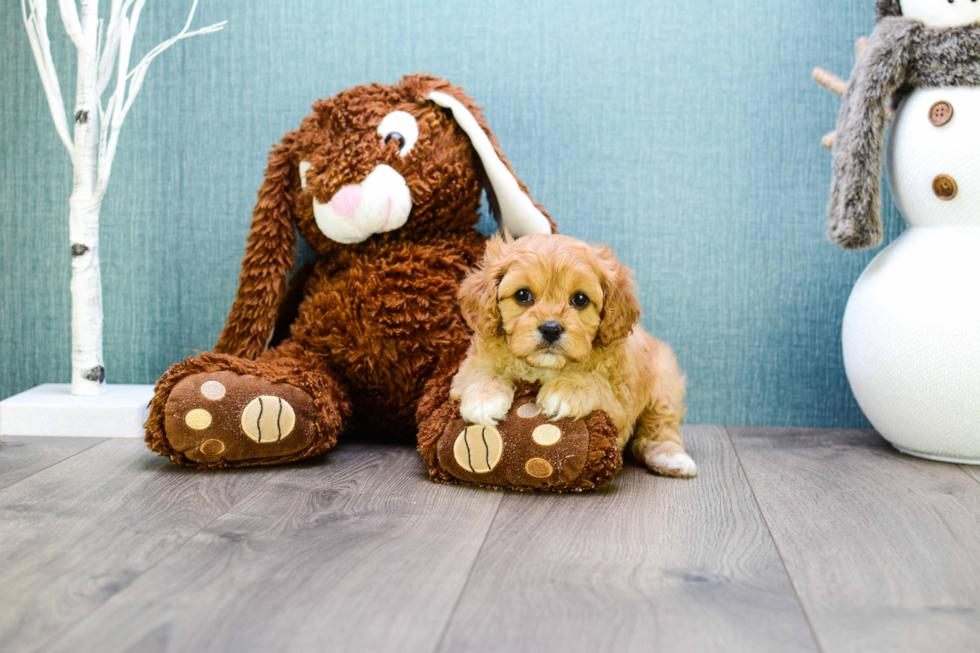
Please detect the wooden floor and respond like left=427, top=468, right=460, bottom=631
left=1, top=426, right=978, bottom=653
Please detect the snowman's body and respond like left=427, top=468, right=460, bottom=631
left=842, top=85, right=980, bottom=462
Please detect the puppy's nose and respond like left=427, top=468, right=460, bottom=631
left=538, top=321, right=564, bottom=344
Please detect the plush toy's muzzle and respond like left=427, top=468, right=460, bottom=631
left=300, top=162, right=412, bottom=244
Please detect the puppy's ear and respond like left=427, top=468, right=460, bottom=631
left=458, top=234, right=509, bottom=337
left=214, top=132, right=299, bottom=359
left=420, top=81, right=557, bottom=237
left=594, top=245, right=642, bottom=347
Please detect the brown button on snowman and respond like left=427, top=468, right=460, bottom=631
left=821, top=0, right=980, bottom=463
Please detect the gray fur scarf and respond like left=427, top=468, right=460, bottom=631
left=828, top=17, right=980, bottom=249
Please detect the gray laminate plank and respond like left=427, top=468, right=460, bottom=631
left=44, top=443, right=503, bottom=653
left=0, top=439, right=276, bottom=653
left=437, top=425, right=818, bottom=653
left=728, top=426, right=980, bottom=653
left=0, top=436, right=106, bottom=491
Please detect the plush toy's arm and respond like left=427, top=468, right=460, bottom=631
left=828, top=18, right=917, bottom=250
left=214, top=134, right=298, bottom=359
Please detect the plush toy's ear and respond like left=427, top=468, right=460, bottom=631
left=593, top=245, right=642, bottom=348
left=214, top=133, right=298, bottom=358
left=457, top=234, right=511, bottom=337
left=424, top=90, right=556, bottom=237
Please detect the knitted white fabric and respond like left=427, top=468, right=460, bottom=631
left=846, top=87, right=980, bottom=463
left=886, top=87, right=980, bottom=228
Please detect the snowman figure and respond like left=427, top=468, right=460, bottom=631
left=828, top=0, right=980, bottom=462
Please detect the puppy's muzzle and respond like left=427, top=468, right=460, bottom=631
left=538, top=321, right=564, bottom=345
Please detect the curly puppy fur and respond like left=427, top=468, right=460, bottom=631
left=829, top=8, right=980, bottom=249
left=146, top=74, right=555, bottom=466
left=451, top=234, right=695, bottom=478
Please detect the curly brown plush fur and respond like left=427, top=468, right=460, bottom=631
left=829, top=13, right=980, bottom=249
left=145, top=75, right=560, bottom=470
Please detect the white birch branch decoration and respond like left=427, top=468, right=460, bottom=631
left=21, top=0, right=225, bottom=396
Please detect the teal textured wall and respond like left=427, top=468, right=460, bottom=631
left=0, top=0, right=899, bottom=427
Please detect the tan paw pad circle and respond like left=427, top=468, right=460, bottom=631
left=454, top=425, right=503, bottom=474
left=532, top=424, right=562, bottom=446
left=200, top=380, right=226, bottom=400
left=185, top=408, right=212, bottom=430
left=199, top=439, right=226, bottom=456
left=525, top=457, right=553, bottom=479
left=517, top=402, right=541, bottom=418
left=241, top=396, right=296, bottom=443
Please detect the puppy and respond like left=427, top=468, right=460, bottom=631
left=450, top=233, right=696, bottom=478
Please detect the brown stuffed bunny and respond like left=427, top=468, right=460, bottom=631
left=145, top=74, right=621, bottom=490
left=145, top=74, right=545, bottom=465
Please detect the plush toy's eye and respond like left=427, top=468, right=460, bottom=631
left=377, top=111, right=418, bottom=156
left=571, top=292, right=590, bottom=308
left=384, top=132, right=406, bottom=150
left=514, top=289, right=533, bottom=304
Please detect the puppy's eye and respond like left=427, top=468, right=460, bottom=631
left=377, top=111, right=419, bottom=156
left=514, top=289, right=533, bottom=304
left=571, top=292, right=590, bottom=308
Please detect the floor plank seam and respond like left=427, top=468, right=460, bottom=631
left=0, top=438, right=108, bottom=493
left=955, top=465, right=980, bottom=487
left=432, top=491, right=505, bottom=653
left=722, top=426, right=826, bottom=653
left=35, top=463, right=276, bottom=653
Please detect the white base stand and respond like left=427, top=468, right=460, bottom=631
left=0, top=384, right=155, bottom=438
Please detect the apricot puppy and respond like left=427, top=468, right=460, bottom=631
left=451, top=233, right=696, bottom=478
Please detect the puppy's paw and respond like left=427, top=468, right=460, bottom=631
left=536, top=384, right=598, bottom=422
left=460, top=389, right=513, bottom=427
left=642, top=441, right=697, bottom=478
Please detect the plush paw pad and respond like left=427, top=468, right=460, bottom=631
left=453, top=425, right=503, bottom=473
left=164, top=371, right=318, bottom=464
left=240, top=396, right=296, bottom=443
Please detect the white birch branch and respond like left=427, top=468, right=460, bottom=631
left=97, top=0, right=226, bottom=197
left=21, top=0, right=73, bottom=152
left=96, top=0, right=123, bottom=95
left=57, top=0, right=84, bottom=48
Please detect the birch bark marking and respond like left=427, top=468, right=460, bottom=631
left=21, top=0, right=225, bottom=396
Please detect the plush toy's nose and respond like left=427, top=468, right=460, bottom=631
left=538, top=321, right=564, bottom=344
left=329, top=185, right=362, bottom=220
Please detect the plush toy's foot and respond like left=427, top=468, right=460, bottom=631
left=418, top=383, right=622, bottom=492
left=164, top=370, right=321, bottom=465
left=146, top=353, right=350, bottom=468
